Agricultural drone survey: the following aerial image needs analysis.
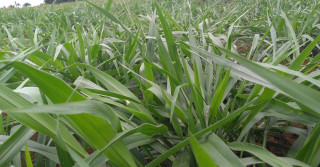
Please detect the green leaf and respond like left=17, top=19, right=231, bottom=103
left=85, top=0, right=133, bottom=37
left=88, top=124, right=168, bottom=164
left=209, top=69, right=230, bottom=124
left=228, top=142, right=291, bottom=167
left=105, top=0, right=113, bottom=11
left=201, top=133, right=245, bottom=167
left=25, top=144, right=34, bottom=167
left=146, top=98, right=257, bottom=167
left=0, top=85, right=87, bottom=160
left=0, top=126, right=34, bottom=167
left=281, top=11, right=300, bottom=58
left=296, top=125, right=320, bottom=166
left=172, top=150, right=190, bottom=167
left=218, top=47, right=320, bottom=116
left=56, top=145, right=74, bottom=167
left=289, top=35, right=320, bottom=70
left=7, top=101, right=121, bottom=132
left=189, top=134, right=217, bottom=167
left=10, top=61, right=86, bottom=103
left=5, top=61, right=137, bottom=167
left=82, top=64, right=156, bottom=124
left=154, top=1, right=183, bottom=84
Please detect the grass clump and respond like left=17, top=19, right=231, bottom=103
left=0, top=0, right=320, bottom=166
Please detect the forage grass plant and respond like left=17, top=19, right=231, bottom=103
left=0, top=0, right=320, bottom=166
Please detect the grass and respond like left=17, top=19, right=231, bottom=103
left=0, top=0, right=320, bottom=166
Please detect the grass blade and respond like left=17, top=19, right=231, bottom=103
left=25, top=144, right=34, bottom=167
left=189, top=134, right=217, bottom=167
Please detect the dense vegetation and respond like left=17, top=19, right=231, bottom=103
left=0, top=0, right=320, bottom=166
left=44, top=0, right=76, bottom=4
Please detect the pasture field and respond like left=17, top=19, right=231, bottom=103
left=0, top=0, right=320, bottom=166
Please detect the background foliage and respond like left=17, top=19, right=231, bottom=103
left=44, top=0, right=76, bottom=4
left=0, top=0, right=320, bottom=166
